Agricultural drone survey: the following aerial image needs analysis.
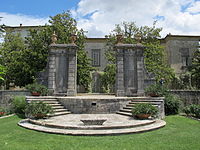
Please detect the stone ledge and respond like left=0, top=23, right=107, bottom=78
left=28, top=117, right=156, bottom=130
left=18, top=118, right=166, bottom=136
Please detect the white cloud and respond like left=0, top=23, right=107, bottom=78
left=73, top=0, right=200, bottom=37
left=0, top=12, right=49, bottom=26
left=187, top=1, right=200, bottom=14
left=1, top=0, right=200, bottom=38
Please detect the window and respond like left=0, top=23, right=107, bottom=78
left=92, top=49, right=101, bottom=67
left=182, top=56, right=189, bottom=67
left=179, top=48, right=189, bottom=67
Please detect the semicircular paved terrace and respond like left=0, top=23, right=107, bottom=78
left=18, top=114, right=166, bottom=136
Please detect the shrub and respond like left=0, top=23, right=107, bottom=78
left=164, top=94, right=182, bottom=115
left=132, top=103, right=158, bottom=118
left=12, top=96, right=26, bottom=115
left=145, top=84, right=168, bottom=97
left=183, top=105, right=191, bottom=116
left=0, top=107, right=12, bottom=116
left=0, top=107, right=6, bottom=117
left=25, top=83, right=48, bottom=96
left=25, top=101, right=53, bottom=119
left=101, top=64, right=116, bottom=93
left=183, top=104, right=200, bottom=119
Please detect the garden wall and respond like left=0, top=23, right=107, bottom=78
left=170, top=90, right=200, bottom=106
left=0, top=90, right=30, bottom=107
left=58, top=97, right=130, bottom=114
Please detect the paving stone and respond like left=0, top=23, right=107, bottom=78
left=18, top=114, right=166, bottom=136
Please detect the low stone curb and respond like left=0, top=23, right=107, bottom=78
left=28, top=119, right=156, bottom=130
left=18, top=119, right=166, bottom=136
left=184, top=115, right=200, bottom=121
left=0, top=114, right=15, bottom=119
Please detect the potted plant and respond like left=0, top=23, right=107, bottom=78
left=132, top=103, right=158, bottom=119
left=0, top=107, right=10, bottom=117
left=25, top=83, right=48, bottom=96
left=0, top=107, right=6, bottom=117
left=145, top=84, right=168, bottom=97
left=25, top=101, right=53, bottom=119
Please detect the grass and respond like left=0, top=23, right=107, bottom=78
left=0, top=115, right=199, bottom=150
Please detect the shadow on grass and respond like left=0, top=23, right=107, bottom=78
left=15, top=113, right=26, bottom=119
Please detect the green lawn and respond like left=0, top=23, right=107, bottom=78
left=0, top=115, right=199, bottom=150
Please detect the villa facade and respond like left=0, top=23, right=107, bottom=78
left=4, top=25, right=200, bottom=76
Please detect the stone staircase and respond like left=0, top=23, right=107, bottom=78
left=117, top=97, right=165, bottom=119
left=26, top=96, right=71, bottom=117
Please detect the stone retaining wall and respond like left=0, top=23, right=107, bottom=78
left=58, top=97, right=130, bottom=114
left=170, top=90, right=200, bottom=106
left=0, top=90, right=30, bottom=107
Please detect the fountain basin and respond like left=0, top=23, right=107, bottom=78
left=81, top=119, right=107, bottom=125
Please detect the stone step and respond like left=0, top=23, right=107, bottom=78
left=28, top=119, right=156, bottom=130
left=53, top=109, right=69, bottom=113
left=18, top=119, right=166, bottom=136
left=116, top=111, right=132, bottom=117
left=131, top=97, right=164, bottom=101
left=27, top=99, right=57, bottom=101
left=26, top=96, right=57, bottom=99
left=123, top=107, right=133, bottom=110
left=129, top=101, right=161, bottom=105
left=123, top=104, right=159, bottom=110
left=49, top=111, right=71, bottom=117
left=27, top=101, right=61, bottom=106
left=52, top=106, right=65, bottom=109
left=48, top=103, right=63, bottom=106
left=27, top=101, right=59, bottom=104
left=26, top=96, right=72, bottom=117
left=119, top=109, right=132, bottom=113
left=126, top=104, right=158, bottom=107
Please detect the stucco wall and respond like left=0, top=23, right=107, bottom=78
left=165, top=36, right=199, bottom=75
left=84, top=39, right=108, bottom=71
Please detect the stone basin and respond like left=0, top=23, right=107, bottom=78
left=81, top=119, right=107, bottom=125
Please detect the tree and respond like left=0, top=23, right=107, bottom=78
left=26, top=11, right=93, bottom=91
left=0, top=25, right=3, bottom=38
left=0, top=64, right=6, bottom=83
left=101, top=64, right=116, bottom=93
left=0, top=17, right=5, bottom=45
left=0, top=33, right=27, bottom=88
left=190, top=47, right=200, bottom=88
left=0, top=17, right=3, bottom=37
left=0, top=11, right=93, bottom=90
left=104, top=22, right=174, bottom=90
left=0, top=17, right=6, bottom=82
left=48, top=12, right=94, bottom=91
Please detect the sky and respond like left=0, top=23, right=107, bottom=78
left=0, top=0, right=200, bottom=38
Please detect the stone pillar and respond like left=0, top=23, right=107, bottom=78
left=48, top=52, right=56, bottom=94
left=67, top=45, right=77, bottom=96
left=136, top=44, right=145, bottom=95
left=115, top=43, right=145, bottom=97
left=115, top=46, right=125, bottom=96
left=48, top=44, right=77, bottom=96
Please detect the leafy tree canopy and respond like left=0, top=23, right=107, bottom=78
left=0, top=33, right=28, bottom=87
left=105, top=21, right=175, bottom=85
left=190, top=47, right=200, bottom=88
left=0, top=11, right=93, bottom=90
